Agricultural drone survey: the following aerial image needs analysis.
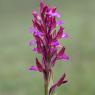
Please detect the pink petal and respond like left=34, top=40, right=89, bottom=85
left=28, top=40, right=36, bottom=47
left=32, top=48, right=38, bottom=52
left=28, top=27, right=34, bottom=33
left=57, top=20, right=64, bottom=26
left=29, top=66, right=38, bottom=71
left=32, top=10, right=37, bottom=17
left=28, top=27, right=37, bottom=33
left=57, top=47, right=65, bottom=57
left=49, top=84, right=57, bottom=95
left=51, top=12, right=60, bottom=18
left=57, top=47, right=69, bottom=61
left=40, top=0, right=44, bottom=11
left=49, top=74, right=67, bottom=95
left=57, top=73, right=66, bottom=86
left=36, top=58, right=43, bottom=72
left=51, top=41, right=59, bottom=46
left=62, top=53, right=69, bottom=61
left=34, top=31, right=43, bottom=36
left=51, top=50, right=57, bottom=66
left=62, top=32, right=69, bottom=39
left=48, top=10, right=61, bottom=18
left=57, top=26, right=64, bottom=39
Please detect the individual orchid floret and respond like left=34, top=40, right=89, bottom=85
left=49, top=73, right=67, bottom=95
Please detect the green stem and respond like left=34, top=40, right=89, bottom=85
left=49, top=70, right=57, bottom=95
left=44, top=80, right=48, bottom=95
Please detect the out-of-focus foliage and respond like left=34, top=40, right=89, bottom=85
left=0, top=0, right=95, bottom=95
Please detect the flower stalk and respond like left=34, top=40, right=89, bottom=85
left=44, top=77, right=49, bottom=95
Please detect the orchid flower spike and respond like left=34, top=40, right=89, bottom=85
left=28, top=1, right=69, bottom=95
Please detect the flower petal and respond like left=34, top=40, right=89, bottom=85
left=51, top=49, right=57, bottom=66
left=49, top=73, right=67, bottom=95
left=32, top=48, right=38, bottom=52
left=28, top=40, right=36, bottom=47
left=36, top=58, right=43, bottom=72
left=48, top=10, right=60, bottom=18
left=62, top=32, right=69, bottom=39
left=49, top=84, right=57, bottom=95
left=51, top=12, right=60, bottom=18
left=28, top=27, right=35, bottom=33
left=62, top=53, right=69, bottom=61
left=34, top=31, right=43, bottom=36
left=57, top=47, right=69, bottom=61
left=51, top=40, right=59, bottom=46
left=57, top=20, right=64, bottom=26
left=57, top=47, right=65, bottom=57
left=40, top=0, right=45, bottom=12
left=56, top=73, right=67, bottom=86
left=29, top=66, right=38, bottom=71
left=56, top=26, right=64, bottom=39
left=32, top=10, right=38, bottom=18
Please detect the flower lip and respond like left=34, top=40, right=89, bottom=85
left=29, top=66, right=38, bottom=71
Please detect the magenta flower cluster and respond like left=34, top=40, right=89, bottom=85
left=29, top=0, right=69, bottom=95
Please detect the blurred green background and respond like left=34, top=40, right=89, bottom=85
left=0, top=0, right=95, bottom=95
